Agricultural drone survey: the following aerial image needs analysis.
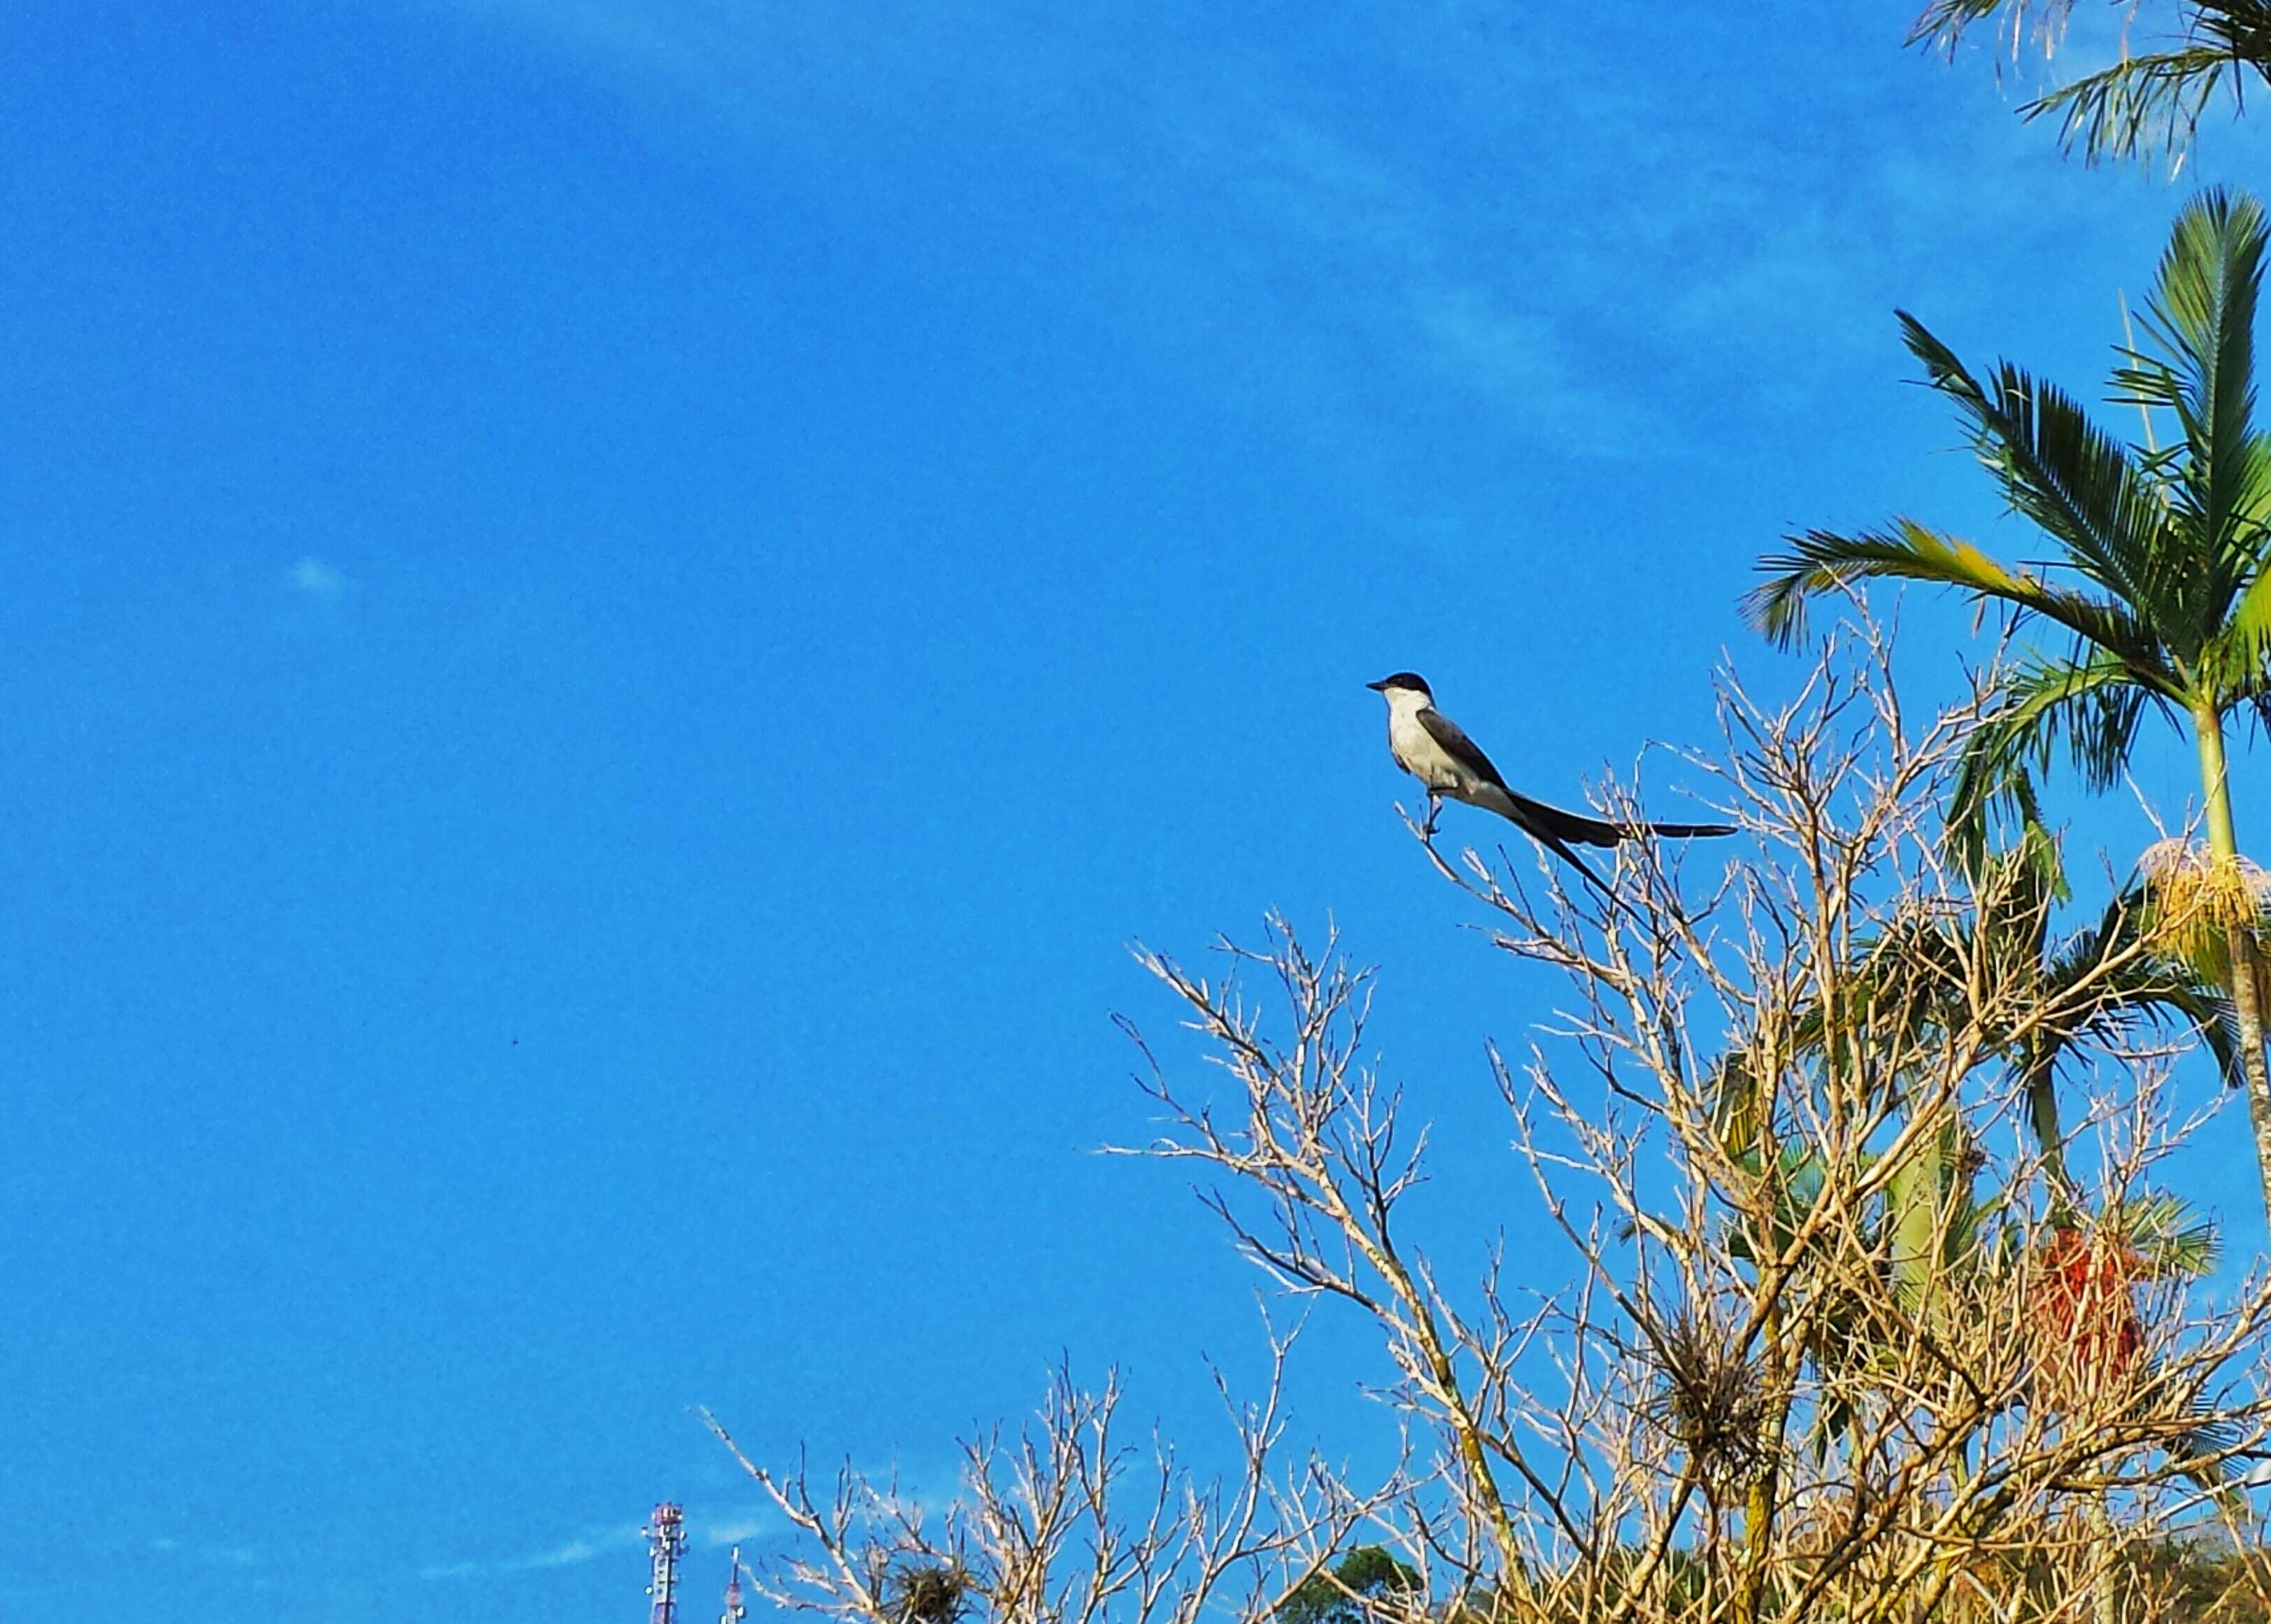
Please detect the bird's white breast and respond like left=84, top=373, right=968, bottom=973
left=1388, top=706, right=1465, bottom=792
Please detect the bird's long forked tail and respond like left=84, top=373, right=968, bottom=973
left=1487, top=791, right=1735, bottom=906
left=1502, top=790, right=1734, bottom=850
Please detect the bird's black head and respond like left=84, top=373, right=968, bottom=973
left=1366, top=671, right=1432, bottom=699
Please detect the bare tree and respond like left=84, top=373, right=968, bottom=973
left=1119, top=620, right=2271, bottom=1622
left=716, top=619, right=2271, bottom=1623
left=704, top=1339, right=1396, bottom=1624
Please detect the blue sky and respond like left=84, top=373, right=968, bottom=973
left=8, top=2, right=2271, bottom=1619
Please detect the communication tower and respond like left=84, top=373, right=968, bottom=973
left=720, top=1545, right=748, bottom=1624
left=645, top=1502, right=688, bottom=1624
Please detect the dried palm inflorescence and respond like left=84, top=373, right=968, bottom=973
left=2030, top=1225, right=2145, bottom=1409
left=2138, top=838, right=2271, bottom=991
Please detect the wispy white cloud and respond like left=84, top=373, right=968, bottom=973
left=149, top=1537, right=260, bottom=1567
left=690, top=1509, right=772, bottom=1547
left=1409, top=283, right=1643, bottom=448
left=414, top=1499, right=778, bottom=1582
left=420, top=1521, right=646, bottom=1582
left=515, top=1534, right=624, bottom=1569
left=428, top=9, right=1564, bottom=357
left=289, top=555, right=348, bottom=598
left=437, top=0, right=2271, bottom=501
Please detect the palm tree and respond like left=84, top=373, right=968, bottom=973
left=1708, top=844, right=2233, bottom=1581
left=1714, top=806, right=2235, bottom=1232
left=1912, top=0, right=2271, bottom=164
left=1970, top=817, right=2239, bottom=1195
left=1746, top=188, right=2271, bottom=1219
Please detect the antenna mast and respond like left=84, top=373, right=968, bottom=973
left=645, top=1503, right=688, bottom=1624
left=719, top=1545, right=748, bottom=1624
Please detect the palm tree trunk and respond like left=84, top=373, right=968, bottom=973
left=1732, top=1302, right=1789, bottom=1624
left=2193, top=704, right=2271, bottom=1223
left=2026, top=1061, right=2074, bottom=1199
left=2091, top=1490, right=2119, bottom=1624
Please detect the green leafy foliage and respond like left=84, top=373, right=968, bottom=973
left=1912, top=0, right=2271, bottom=163
left=1749, top=192, right=2271, bottom=739
left=1749, top=192, right=2271, bottom=1209
left=1275, top=1547, right=1421, bottom=1624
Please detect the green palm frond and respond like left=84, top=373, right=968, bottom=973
left=2121, top=190, right=2268, bottom=434
left=2144, top=974, right=2245, bottom=1083
left=1909, top=1, right=2271, bottom=163
left=2207, top=556, right=2271, bottom=697
left=1899, top=314, right=2179, bottom=624
left=1958, top=809, right=2065, bottom=990
left=2031, top=43, right=2249, bottom=163
left=2122, top=191, right=2271, bottom=604
left=2105, top=1190, right=2221, bottom=1276
left=1747, top=519, right=2023, bottom=646
left=1958, top=833, right=2237, bottom=1186
left=1953, top=653, right=2158, bottom=844
left=2039, top=887, right=2241, bottom=1080
left=2005, top=874, right=2240, bottom=1198
left=2123, top=191, right=2271, bottom=682
left=1998, top=797, right=2069, bottom=909
left=1721, top=1144, right=1834, bottom=1267
left=1713, top=922, right=1963, bottom=1121
left=1747, top=521, right=2173, bottom=679
left=2194, top=0, right=2271, bottom=64
left=2165, top=1404, right=2245, bottom=1498
left=1906, top=0, right=2065, bottom=52
left=1946, top=753, right=2059, bottom=881
left=2146, top=983, right=2243, bottom=1090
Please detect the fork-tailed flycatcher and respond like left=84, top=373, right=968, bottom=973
left=1367, top=672, right=1733, bottom=888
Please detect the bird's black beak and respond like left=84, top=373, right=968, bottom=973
left=1365, top=678, right=1388, bottom=692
